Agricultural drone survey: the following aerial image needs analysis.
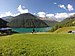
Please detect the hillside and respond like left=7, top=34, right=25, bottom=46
left=50, top=15, right=75, bottom=32
left=43, top=20, right=58, bottom=27
left=59, top=16, right=75, bottom=27
left=2, top=16, right=13, bottom=22
left=8, top=13, right=49, bottom=28
left=55, top=27, right=75, bottom=33
left=40, top=17, right=58, bottom=27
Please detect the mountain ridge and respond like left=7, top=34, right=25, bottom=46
left=2, top=13, right=58, bottom=27
left=8, top=13, right=49, bottom=28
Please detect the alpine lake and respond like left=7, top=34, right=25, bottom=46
left=11, top=27, right=51, bottom=33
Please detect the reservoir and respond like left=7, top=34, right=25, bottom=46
left=12, top=27, right=51, bottom=33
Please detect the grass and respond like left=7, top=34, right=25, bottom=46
left=0, top=34, right=75, bottom=56
left=54, top=27, right=75, bottom=33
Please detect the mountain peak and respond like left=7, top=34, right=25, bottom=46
left=8, top=13, right=49, bottom=28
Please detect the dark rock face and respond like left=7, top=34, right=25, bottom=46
left=0, top=18, right=8, bottom=28
left=8, top=13, right=49, bottom=28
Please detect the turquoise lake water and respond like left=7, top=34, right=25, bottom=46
left=12, top=27, right=51, bottom=33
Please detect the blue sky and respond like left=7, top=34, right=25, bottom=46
left=0, top=0, right=75, bottom=21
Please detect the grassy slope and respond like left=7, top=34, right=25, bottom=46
left=54, top=27, right=75, bottom=33
left=0, top=34, right=75, bottom=56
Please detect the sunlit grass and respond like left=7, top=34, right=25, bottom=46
left=55, top=27, right=75, bottom=33
left=0, top=34, right=75, bottom=56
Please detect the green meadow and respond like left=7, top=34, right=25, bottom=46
left=0, top=34, right=75, bottom=56
left=55, top=27, right=75, bottom=33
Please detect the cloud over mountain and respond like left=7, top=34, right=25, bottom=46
left=0, top=4, right=75, bottom=22
left=18, top=5, right=29, bottom=14
left=54, top=12, right=75, bottom=21
left=0, top=5, right=29, bottom=18
left=46, top=14, right=54, bottom=18
left=0, top=11, right=13, bottom=18
left=37, top=12, right=46, bottom=17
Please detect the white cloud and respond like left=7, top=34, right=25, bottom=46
left=67, top=4, right=74, bottom=11
left=55, top=13, right=69, bottom=19
left=18, top=5, right=29, bottom=14
left=54, top=2, right=57, bottom=4
left=0, top=5, right=29, bottom=18
left=46, top=14, right=54, bottom=18
left=0, top=4, right=75, bottom=22
left=54, top=12, right=75, bottom=21
left=12, top=13, right=20, bottom=16
left=0, top=11, right=13, bottom=18
left=58, top=4, right=66, bottom=10
left=0, top=11, right=20, bottom=18
left=37, top=11, right=75, bottom=21
left=37, top=12, right=46, bottom=17
left=58, top=4, right=74, bottom=11
left=68, top=13, right=75, bottom=16
left=33, top=13, right=36, bottom=15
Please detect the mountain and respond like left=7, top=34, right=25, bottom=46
left=8, top=13, right=49, bottom=28
left=2, top=16, right=13, bottom=22
left=59, top=16, right=75, bottom=27
left=0, top=18, right=8, bottom=28
left=39, top=17, right=58, bottom=27
left=50, top=15, right=75, bottom=32
left=43, top=20, right=58, bottom=27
